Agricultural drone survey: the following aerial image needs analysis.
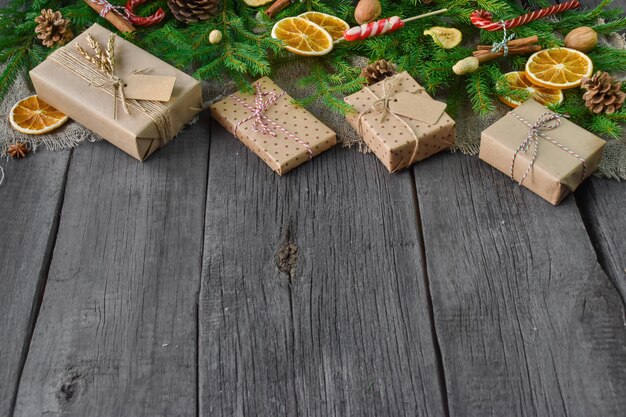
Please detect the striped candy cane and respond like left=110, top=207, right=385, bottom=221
left=90, top=0, right=165, bottom=27
left=470, top=1, right=580, bottom=31
left=343, top=16, right=405, bottom=42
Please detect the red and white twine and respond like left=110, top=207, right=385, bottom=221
left=230, top=83, right=313, bottom=160
left=509, top=111, right=587, bottom=187
left=470, top=1, right=580, bottom=31
left=90, top=0, right=165, bottom=27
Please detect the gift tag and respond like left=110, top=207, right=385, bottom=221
left=123, top=74, right=176, bottom=102
left=388, top=92, right=447, bottom=124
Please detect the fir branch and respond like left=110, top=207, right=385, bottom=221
left=466, top=67, right=496, bottom=116
left=588, top=115, right=623, bottom=139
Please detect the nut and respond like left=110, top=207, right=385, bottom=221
left=354, top=0, right=382, bottom=25
left=453, top=56, right=479, bottom=75
left=564, top=26, right=598, bottom=53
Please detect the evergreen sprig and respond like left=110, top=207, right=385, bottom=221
left=0, top=0, right=624, bottom=140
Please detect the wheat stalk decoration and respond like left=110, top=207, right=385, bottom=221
left=75, top=33, right=128, bottom=118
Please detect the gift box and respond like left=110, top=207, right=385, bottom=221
left=480, top=99, right=606, bottom=205
left=30, top=24, right=202, bottom=161
left=344, top=71, right=455, bottom=172
left=210, top=77, right=336, bottom=175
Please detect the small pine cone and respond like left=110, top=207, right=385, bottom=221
left=35, top=9, right=72, bottom=48
left=360, top=59, right=397, bottom=86
left=168, top=0, right=221, bottom=24
left=581, top=71, right=626, bottom=115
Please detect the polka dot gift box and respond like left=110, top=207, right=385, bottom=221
left=344, top=71, right=455, bottom=172
left=210, top=77, right=336, bottom=175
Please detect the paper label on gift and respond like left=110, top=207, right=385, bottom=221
left=388, top=92, right=447, bottom=124
left=123, top=74, right=176, bottom=102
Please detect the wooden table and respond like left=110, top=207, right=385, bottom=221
left=1, top=2, right=625, bottom=417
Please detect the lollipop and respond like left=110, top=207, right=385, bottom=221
left=341, top=9, right=448, bottom=42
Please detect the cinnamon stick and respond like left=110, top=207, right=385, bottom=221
left=473, top=45, right=542, bottom=63
left=265, top=0, right=292, bottom=18
left=82, top=0, right=135, bottom=33
left=475, top=35, right=539, bottom=51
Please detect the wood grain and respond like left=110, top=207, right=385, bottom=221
left=199, top=124, right=445, bottom=417
left=576, top=178, right=626, bottom=303
left=11, top=118, right=210, bottom=417
left=414, top=153, right=626, bottom=417
left=0, top=150, right=70, bottom=417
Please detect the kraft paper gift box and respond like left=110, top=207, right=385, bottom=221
left=480, top=99, right=606, bottom=205
left=210, top=77, right=336, bottom=175
left=30, top=23, right=202, bottom=161
left=344, top=71, right=455, bottom=172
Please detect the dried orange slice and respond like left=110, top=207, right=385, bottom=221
left=498, top=71, right=563, bottom=108
left=299, top=12, right=349, bottom=41
left=271, top=17, right=333, bottom=56
left=9, top=95, right=68, bottom=135
left=525, top=47, right=593, bottom=89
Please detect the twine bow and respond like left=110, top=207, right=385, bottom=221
left=230, top=82, right=313, bottom=160
left=74, top=33, right=151, bottom=119
left=91, top=73, right=130, bottom=118
left=491, top=23, right=516, bottom=56
left=510, top=111, right=587, bottom=186
left=50, top=33, right=174, bottom=144
left=357, top=76, right=425, bottom=172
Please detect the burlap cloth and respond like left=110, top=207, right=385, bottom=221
left=2, top=28, right=625, bottom=183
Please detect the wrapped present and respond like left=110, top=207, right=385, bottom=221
left=210, top=78, right=336, bottom=175
left=344, top=71, right=455, bottom=172
left=30, top=23, right=202, bottom=161
left=480, top=99, right=606, bottom=205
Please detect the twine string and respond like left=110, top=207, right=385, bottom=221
left=509, top=111, right=587, bottom=186
left=90, top=0, right=130, bottom=19
left=491, top=23, right=515, bottom=56
left=357, top=77, right=424, bottom=172
left=50, top=48, right=174, bottom=145
left=229, top=83, right=313, bottom=160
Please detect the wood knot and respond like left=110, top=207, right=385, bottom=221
left=276, top=242, right=298, bottom=276
left=56, top=367, right=86, bottom=406
left=276, top=221, right=299, bottom=284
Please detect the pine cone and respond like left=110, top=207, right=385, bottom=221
left=35, top=9, right=72, bottom=48
left=168, top=0, right=221, bottom=23
left=581, top=71, right=626, bottom=115
left=360, top=59, right=397, bottom=86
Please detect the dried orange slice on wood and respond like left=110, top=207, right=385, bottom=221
left=271, top=17, right=333, bottom=56
left=525, top=47, right=593, bottom=89
left=299, top=12, right=349, bottom=41
left=498, top=71, right=563, bottom=108
left=9, top=95, right=68, bottom=135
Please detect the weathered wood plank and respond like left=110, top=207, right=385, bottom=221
left=199, top=124, right=445, bottom=417
left=414, top=153, right=626, bottom=417
left=576, top=178, right=626, bottom=302
left=0, top=150, right=70, bottom=417
left=12, top=118, right=210, bottom=417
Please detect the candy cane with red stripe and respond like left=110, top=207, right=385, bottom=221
left=125, top=0, right=165, bottom=27
left=470, top=1, right=580, bottom=31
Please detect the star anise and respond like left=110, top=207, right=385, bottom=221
left=7, top=142, right=30, bottom=158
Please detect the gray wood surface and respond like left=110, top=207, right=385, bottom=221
left=577, top=178, right=626, bottom=302
left=414, top=154, right=626, bottom=417
left=11, top=116, right=210, bottom=417
left=199, top=124, right=445, bottom=417
left=0, top=0, right=625, bottom=415
left=0, top=150, right=70, bottom=417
